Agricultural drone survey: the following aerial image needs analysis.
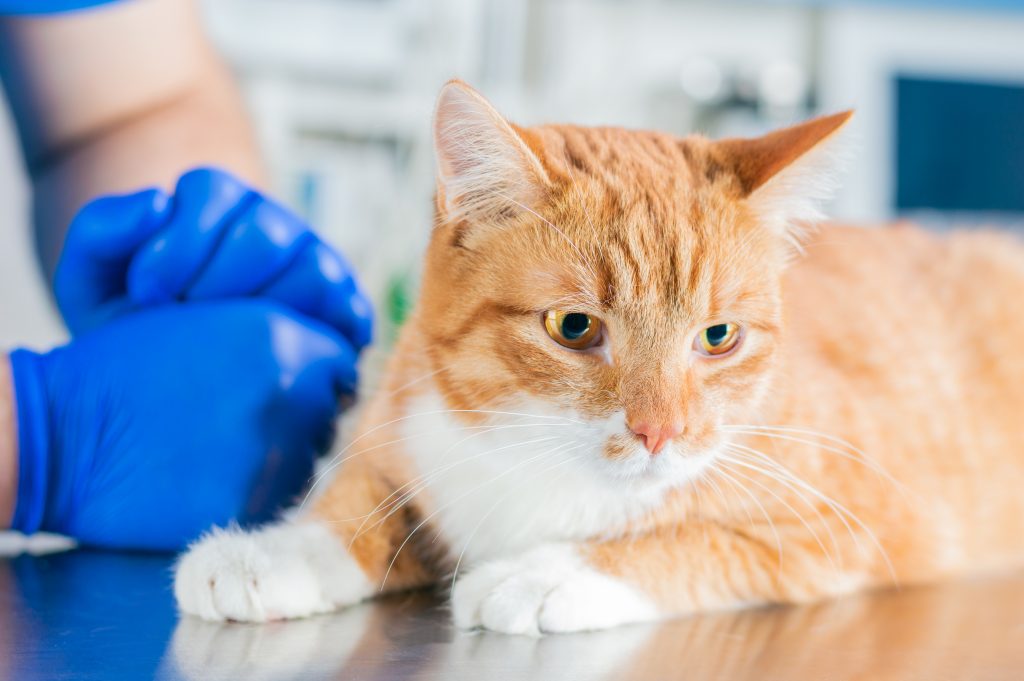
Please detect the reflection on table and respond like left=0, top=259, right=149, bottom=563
left=1, top=550, right=1022, bottom=681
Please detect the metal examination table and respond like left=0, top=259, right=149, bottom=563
left=1, top=549, right=1022, bottom=680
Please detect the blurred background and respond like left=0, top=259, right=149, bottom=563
left=1, top=0, right=1023, bottom=352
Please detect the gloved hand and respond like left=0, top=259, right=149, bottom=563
left=54, top=167, right=373, bottom=351
left=7, top=300, right=356, bottom=551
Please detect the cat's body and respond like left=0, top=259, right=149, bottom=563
left=174, top=82, right=1024, bottom=634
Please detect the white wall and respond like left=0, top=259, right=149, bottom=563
left=0, top=91, right=66, bottom=352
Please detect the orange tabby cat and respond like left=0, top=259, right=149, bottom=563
left=174, top=80, right=1024, bottom=634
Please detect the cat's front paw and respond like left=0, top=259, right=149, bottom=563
left=174, top=522, right=371, bottom=623
left=452, top=544, right=659, bottom=635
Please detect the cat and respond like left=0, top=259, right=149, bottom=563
left=174, top=80, right=1024, bottom=635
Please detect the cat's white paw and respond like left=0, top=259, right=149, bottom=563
left=452, top=544, right=659, bottom=635
left=174, top=521, right=371, bottom=622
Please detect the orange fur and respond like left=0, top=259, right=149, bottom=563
left=310, top=81, right=1024, bottom=620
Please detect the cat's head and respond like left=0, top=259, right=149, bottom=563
left=415, top=80, right=849, bottom=491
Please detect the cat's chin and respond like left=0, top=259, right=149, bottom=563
left=602, top=447, right=718, bottom=493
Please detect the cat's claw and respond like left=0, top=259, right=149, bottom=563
left=452, top=543, right=660, bottom=635
left=174, top=522, right=371, bottom=622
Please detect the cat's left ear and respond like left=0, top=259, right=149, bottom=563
left=712, top=111, right=853, bottom=245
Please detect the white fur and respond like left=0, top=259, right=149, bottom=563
left=399, top=391, right=715, bottom=565
left=747, top=123, right=852, bottom=251
left=452, top=543, right=660, bottom=635
left=433, top=82, right=549, bottom=225
left=173, top=390, right=715, bottom=629
left=174, top=521, right=371, bottom=622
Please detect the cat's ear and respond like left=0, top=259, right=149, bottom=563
left=433, top=80, right=550, bottom=226
left=713, top=111, right=853, bottom=245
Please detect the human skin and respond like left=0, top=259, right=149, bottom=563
left=0, top=354, right=14, bottom=526
left=0, top=0, right=267, bottom=277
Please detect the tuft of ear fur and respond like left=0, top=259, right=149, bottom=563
left=433, top=80, right=550, bottom=227
left=713, top=111, right=853, bottom=249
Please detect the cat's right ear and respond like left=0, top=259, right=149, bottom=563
left=433, top=80, right=550, bottom=227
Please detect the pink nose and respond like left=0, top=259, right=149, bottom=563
left=629, top=421, right=684, bottom=455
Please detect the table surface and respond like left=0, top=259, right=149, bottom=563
left=2, top=550, right=1023, bottom=681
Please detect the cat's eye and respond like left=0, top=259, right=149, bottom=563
left=695, top=323, right=741, bottom=357
left=544, top=310, right=603, bottom=350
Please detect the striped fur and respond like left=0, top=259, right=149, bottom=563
left=176, top=81, right=1024, bottom=634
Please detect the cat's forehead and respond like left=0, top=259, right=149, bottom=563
left=528, top=125, right=743, bottom=249
left=529, top=124, right=710, bottom=202
left=521, top=126, right=753, bottom=314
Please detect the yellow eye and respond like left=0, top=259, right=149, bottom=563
left=544, top=310, right=603, bottom=350
left=696, top=323, right=741, bottom=356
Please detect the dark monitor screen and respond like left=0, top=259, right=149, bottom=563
left=895, top=75, right=1024, bottom=214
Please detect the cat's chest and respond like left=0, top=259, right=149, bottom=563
left=398, top=393, right=665, bottom=563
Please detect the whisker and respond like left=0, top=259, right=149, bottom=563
left=689, top=476, right=706, bottom=536
left=725, top=424, right=865, bottom=455
left=724, top=425, right=908, bottom=496
left=446, top=451, right=589, bottom=597
left=723, top=446, right=847, bottom=557
left=723, top=444, right=897, bottom=583
left=380, top=440, right=587, bottom=590
left=335, top=432, right=564, bottom=531
left=698, top=469, right=732, bottom=518
left=717, top=458, right=839, bottom=574
left=722, top=445, right=845, bottom=561
left=349, top=433, right=567, bottom=543
left=302, top=409, right=583, bottom=507
left=711, top=465, right=785, bottom=575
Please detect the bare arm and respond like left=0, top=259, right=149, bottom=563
left=0, top=355, right=14, bottom=527
left=0, top=0, right=267, bottom=279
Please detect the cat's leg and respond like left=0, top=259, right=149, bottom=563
left=175, top=456, right=437, bottom=622
left=453, top=521, right=875, bottom=635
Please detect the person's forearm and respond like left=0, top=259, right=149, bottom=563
left=0, top=354, right=16, bottom=527
left=0, top=0, right=267, bottom=279
left=29, top=67, right=267, bottom=277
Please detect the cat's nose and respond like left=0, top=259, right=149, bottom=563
left=628, top=421, right=683, bottom=455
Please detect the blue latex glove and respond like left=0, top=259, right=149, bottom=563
left=7, top=300, right=356, bottom=551
left=54, top=167, right=373, bottom=351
